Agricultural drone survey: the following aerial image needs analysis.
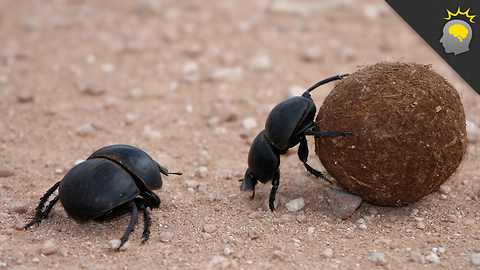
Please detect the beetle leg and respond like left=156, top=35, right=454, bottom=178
left=305, top=130, right=358, bottom=138
left=298, top=137, right=333, bottom=185
left=269, top=169, right=280, bottom=212
left=134, top=199, right=151, bottom=244
left=24, top=181, right=60, bottom=229
left=118, top=202, right=138, bottom=251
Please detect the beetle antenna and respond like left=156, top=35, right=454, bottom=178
left=306, top=73, right=349, bottom=93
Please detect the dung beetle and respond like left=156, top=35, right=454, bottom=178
left=24, top=144, right=182, bottom=250
left=240, top=74, right=357, bottom=211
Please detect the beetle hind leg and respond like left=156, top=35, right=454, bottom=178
left=298, top=137, right=333, bottom=185
left=133, top=198, right=152, bottom=244
left=24, top=181, right=61, bottom=229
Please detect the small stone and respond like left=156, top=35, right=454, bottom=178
left=322, top=248, right=333, bottom=258
left=0, top=165, right=14, bottom=177
left=159, top=232, right=173, bottom=242
left=12, top=251, right=25, bottom=264
left=209, top=67, right=243, bottom=81
left=14, top=218, right=25, bottom=230
left=32, top=257, right=40, bottom=263
left=128, top=88, right=142, bottom=99
left=471, top=253, right=480, bottom=265
left=182, top=61, right=200, bottom=74
left=248, top=54, right=271, bottom=71
left=285, top=198, right=305, bottom=212
left=80, top=81, right=105, bottom=96
left=371, top=252, right=387, bottom=266
left=242, top=118, right=258, bottom=130
left=41, top=240, right=57, bottom=255
left=55, top=169, right=63, bottom=175
left=410, top=209, right=419, bottom=216
left=223, top=247, right=232, bottom=256
left=425, top=252, right=440, bottom=263
left=326, top=188, right=362, bottom=219
left=8, top=202, right=28, bottom=214
left=184, top=180, right=200, bottom=189
left=76, top=123, right=94, bottom=136
left=358, top=224, right=367, bottom=229
left=203, top=224, right=216, bottom=233
left=300, top=47, right=323, bottom=62
left=446, top=214, right=458, bottom=223
left=439, top=185, right=451, bottom=194
left=417, top=222, right=426, bottom=229
left=411, top=252, right=426, bottom=264
left=17, top=92, right=34, bottom=103
left=125, top=113, right=136, bottom=125
left=248, top=229, right=260, bottom=239
left=195, top=166, right=208, bottom=178
left=272, top=250, right=287, bottom=260
left=296, top=214, right=307, bottom=223
left=248, top=211, right=262, bottom=219
left=307, top=227, right=315, bottom=235
left=109, top=239, right=130, bottom=251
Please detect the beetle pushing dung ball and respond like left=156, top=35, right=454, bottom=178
left=240, top=75, right=357, bottom=211
left=25, top=144, right=181, bottom=250
left=315, top=62, right=467, bottom=206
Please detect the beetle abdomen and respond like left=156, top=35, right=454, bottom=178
left=248, top=131, right=280, bottom=183
left=59, top=159, right=140, bottom=222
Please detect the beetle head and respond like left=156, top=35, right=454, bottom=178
left=240, top=169, right=258, bottom=191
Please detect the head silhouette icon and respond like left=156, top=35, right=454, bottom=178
left=440, top=19, right=472, bottom=55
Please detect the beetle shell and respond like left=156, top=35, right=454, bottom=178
left=264, top=96, right=316, bottom=151
left=88, top=144, right=163, bottom=190
left=247, top=131, right=280, bottom=183
left=59, top=158, right=140, bottom=222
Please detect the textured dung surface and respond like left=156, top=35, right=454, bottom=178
left=315, top=62, right=467, bottom=206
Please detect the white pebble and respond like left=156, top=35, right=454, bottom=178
left=410, top=252, right=426, bottom=264
left=224, top=247, right=232, bottom=256
left=242, top=118, right=258, bottom=130
left=439, top=185, right=451, bottom=194
left=372, top=251, right=387, bottom=266
left=426, top=252, right=440, bottom=263
left=182, top=61, right=200, bottom=74
left=54, top=169, right=63, bottom=175
left=358, top=224, right=367, bottom=229
left=109, top=239, right=130, bottom=251
left=248, top=54, right=271, bottom=71
left=195, top=166, right=208, bottom=178
left=322, top=248, right=333, bottom=258
left=159, top=232, right=173, bottom=242
left=285, top=198, right=305, bottom=212
left=307, top=227, right=315, bottom=235
left=471, top=253, right=480, bottom=265
left=41, top=240, right=57, bottom=255
left=76, top=123, right=94, bottom=136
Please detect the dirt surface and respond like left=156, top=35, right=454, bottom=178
left=1, top=0, right=480, bottom=269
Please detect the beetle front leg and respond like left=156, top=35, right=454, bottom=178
left=298, top=137, right=333, bottom=184
left=269, top=169, right=280, bottom=212
left=134, top=198, right=151, bottom=244
left=24, top=181, right=61, bottom=229
left=118, top=202, right=138, bottom=250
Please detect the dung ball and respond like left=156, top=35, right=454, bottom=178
left=315, top=62, right=467, bottom=206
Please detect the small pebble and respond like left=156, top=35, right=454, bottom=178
left=285, top=198, right=305, bottom=212
left=371, top=251, right=387, bottom=266
left=411, top=252, right=426, bottom=264
left=12, top=251, right=25, bottom=264
left=248, top=229, right=260, bottom=239
left=8, top=202, right=28, bottom=214
left=296, top=214, right=307, bottom=223
left=41, top=240, right=57, bottom=255
left=80, top=81, right=105, bottom=96
left=248, top=211, right=262, bottom=219
left=446, top=214, right=458, bottom=223
left=159, top=232, right=173, bottom=242
left=358, top=224, right=367, bottom=229
left=271, top=250, right=287, bottom=260
left=184, top=180, right=200, bottom=189
left=55, top=169, right=63, bottom=175
left=195, top=166, right=208, bottom=178
left=0, top=165, right=14, bottom=177
left=425, top=252, right=440, bottom=263
left=248, top=54, right=271, bottom=71
left=242, top=118, right=258, bottom=130
left=76, top=123, right=94, bottom=136
left=17, top=92, right=34, bottom=103
left=322, top=248, right=333, bottom=258
left=326, top=188, right=362, bottom=219
left=109, top=239, right=130, bottom=251
left=125, top=113, right=136, bottom=125
left=203, top=224, right=216, bottom=233
left=439, top=185, right=451, bottom=194
left=307, top=227, right=315, bottom=235
left=471, top=253, right=480, bottom=265
left=223, top=247, right=232, bottom=256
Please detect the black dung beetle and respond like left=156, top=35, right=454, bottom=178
left=240, top=74, right=357, bottom=211
left=24, top=144, right=182, bottom=250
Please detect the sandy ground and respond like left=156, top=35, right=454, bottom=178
left=1, top=0, right=480, bottom=269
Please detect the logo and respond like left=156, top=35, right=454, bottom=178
left=439, top=7, right=476, bottom=55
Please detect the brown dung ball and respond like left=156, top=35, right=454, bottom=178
left=315, top=62, right=467, bottom=206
